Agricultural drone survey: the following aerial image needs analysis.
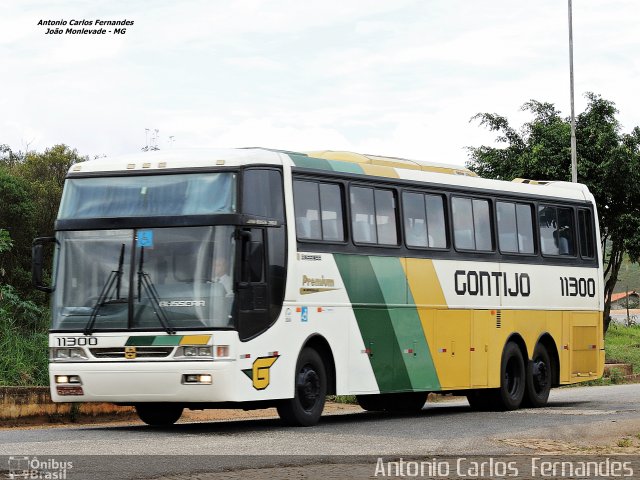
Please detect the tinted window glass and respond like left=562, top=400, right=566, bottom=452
left=452, top=197, right=475, bottom=250
left=319, top=183, right=344, bottom=241
left=403, top=192, right=446, bottom=249
left=497, top=202, right=518, bottom=253
left=425, top=195, right=447, bottom=248
left=539, top=205, right=575, bottom=256
left=473, top=199, right=493, bottom=251
left=497, top=201, right=534, bottom=254
left=403, top=192, right=428, bottom=247
left=375, top=189, right=398, bottom=245
left=515, top=203, right=535, bottom=253
left=293, top=181, right=322, bottom=240
left=578, top=209, right=595, bottom=258
left=243, top=170, right=284, bottom=221
left=351, top=187, right=377, bottom=243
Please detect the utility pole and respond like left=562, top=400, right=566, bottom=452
left=568, top=0, right=578, bottom=183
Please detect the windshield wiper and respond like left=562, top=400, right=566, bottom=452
left=137, top=246, right=176, bottom=335
left=84, top=244, right=126, bottom=336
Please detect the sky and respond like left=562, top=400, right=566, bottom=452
left=1, top=0, right=639, bottom=166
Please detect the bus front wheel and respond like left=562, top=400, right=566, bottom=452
left=135, top=403, right=183, bottom=426
left=277, top=348, right=327, bottom=427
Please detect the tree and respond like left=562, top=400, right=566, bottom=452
left=12, top=144, right=87, bottom=237
left=0, top=171, right=37, bottom=296
left=467, top=93, right=640, bottom=333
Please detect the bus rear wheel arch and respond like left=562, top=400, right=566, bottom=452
left=466, top=340, right=526, bottom=411
left=277, top=347, right=327, bottom=427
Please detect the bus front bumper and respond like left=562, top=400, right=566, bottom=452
left=49, top=361, right=236, bottom=403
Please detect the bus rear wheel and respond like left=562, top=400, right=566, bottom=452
left=523, top=343, right=552, bottom=407
left=277, top=348, right=327, bottom=427
left=496, top=341, right=526, bottom=410
left=135, top=403, right=183, bottom=426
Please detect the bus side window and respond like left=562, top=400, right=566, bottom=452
left=539, top=205, right=576, bottom=256
left=403, top=192, right=447, bottom=248
left=293, top=180, right=345, bottom=242
left=578, top=209, right=595, bottom=258
left=452, top=196, right=493, bottom=251
left=497, top=201, right=534, bottom=254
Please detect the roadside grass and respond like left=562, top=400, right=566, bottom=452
left=0, top=285, right=49, bottom=386
left=604, top=323, right=640, bottom=373
left=0, top=317, right=48, bottom=386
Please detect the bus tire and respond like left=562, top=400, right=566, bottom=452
left=386, top=392, right=427, bottom=413
left=523, top=343, right=552, bottom=407
left=135, top=403, right=183, bottom=426
left=277, top=348, right=327, bottom=427
left=466, top=390, right=494, bottom=411
left=356, top=394, right=388, bottom=411
left=496, top=342, right=526, bottom=410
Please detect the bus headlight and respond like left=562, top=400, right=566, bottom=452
left=175, top=346, right=213, bottom=359
left=182, top=374, right=212, bottom=384
left=50, top=348, right=88, bottom=361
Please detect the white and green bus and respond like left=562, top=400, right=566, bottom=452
left=33, top=148, right=604, bottom=426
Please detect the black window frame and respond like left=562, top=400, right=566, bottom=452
left=577, top=208, right=596, bottom=260
left=451, top=195, right=495, bottom=253
left=495, top=200, right=537, bottom=256
left=538, top=203, right=578, bottom=258
left=401, top=189, right=449, bottom=251
left=290, top=166, right=599, bottom=268
left=349, top=184, right=401, bottom=248
left=293, top=179, right=348, bottom=245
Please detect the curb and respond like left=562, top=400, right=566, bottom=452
left=0, top=386, right=134, bottom=423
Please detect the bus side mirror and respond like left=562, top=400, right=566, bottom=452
left=32, top=237, right=56, bottom=293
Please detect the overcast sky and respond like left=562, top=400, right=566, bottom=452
left=1, top=0, right=638, bottom=165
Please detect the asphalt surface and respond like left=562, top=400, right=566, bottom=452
left=1, top=384, right=640, bottom=479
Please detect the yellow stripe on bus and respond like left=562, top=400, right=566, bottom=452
left=179, top=335, right=211, bottom=345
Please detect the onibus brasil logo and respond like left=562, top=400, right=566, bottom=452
left=7, top=456, right=73, bottom=479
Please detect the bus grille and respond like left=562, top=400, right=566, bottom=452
left=90, top=347, right=174, bottom=359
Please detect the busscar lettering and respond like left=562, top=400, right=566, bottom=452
left=454, top=270, right=531, bottom=297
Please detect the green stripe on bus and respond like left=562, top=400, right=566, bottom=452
left=333, top=254, right=412, bottom=392
left=369, top=257, right=440, bottom=390
left=152, top=336, right=183, bottom=346
left=125, top=336, right=156, bottom=346
left=326, top=160, right=364, bottom=174
left=289, top=154, right=365, bottom=175
left=289, top=154, right=333, bottom=171
left=125, top=336, right=182, bottom=346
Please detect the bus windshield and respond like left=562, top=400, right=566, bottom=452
left=51, top=226, right=236, bottom=331
left=58, top=173, right=236, bottom=218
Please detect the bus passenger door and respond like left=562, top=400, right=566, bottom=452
left=236, top=228, right=269, bottom=340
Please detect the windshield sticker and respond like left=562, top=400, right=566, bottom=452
left=137, top=230, right=154, bottom=248
left=242, top=355, right=279, bottom=390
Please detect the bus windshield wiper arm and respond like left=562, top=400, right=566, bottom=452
left=137, top=246, right=176, bottom=335
left=84, top=244, right=125, bottom=336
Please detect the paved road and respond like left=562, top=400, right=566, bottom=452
left=1, top=384, right=640, bottom=479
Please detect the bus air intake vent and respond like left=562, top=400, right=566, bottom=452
left=496, top=310, right=502, bottom=328
left=90, top=347, right=174, bottom=358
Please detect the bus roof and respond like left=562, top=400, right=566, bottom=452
left=69, top=147, right=593, bottom=203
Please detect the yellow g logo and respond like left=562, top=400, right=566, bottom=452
left=242, top=356, right=279, bottom=390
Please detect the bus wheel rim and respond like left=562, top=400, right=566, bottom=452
left=297, top=365, right=320, bottom=410
left=532, top=357, right=548, bottom=394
